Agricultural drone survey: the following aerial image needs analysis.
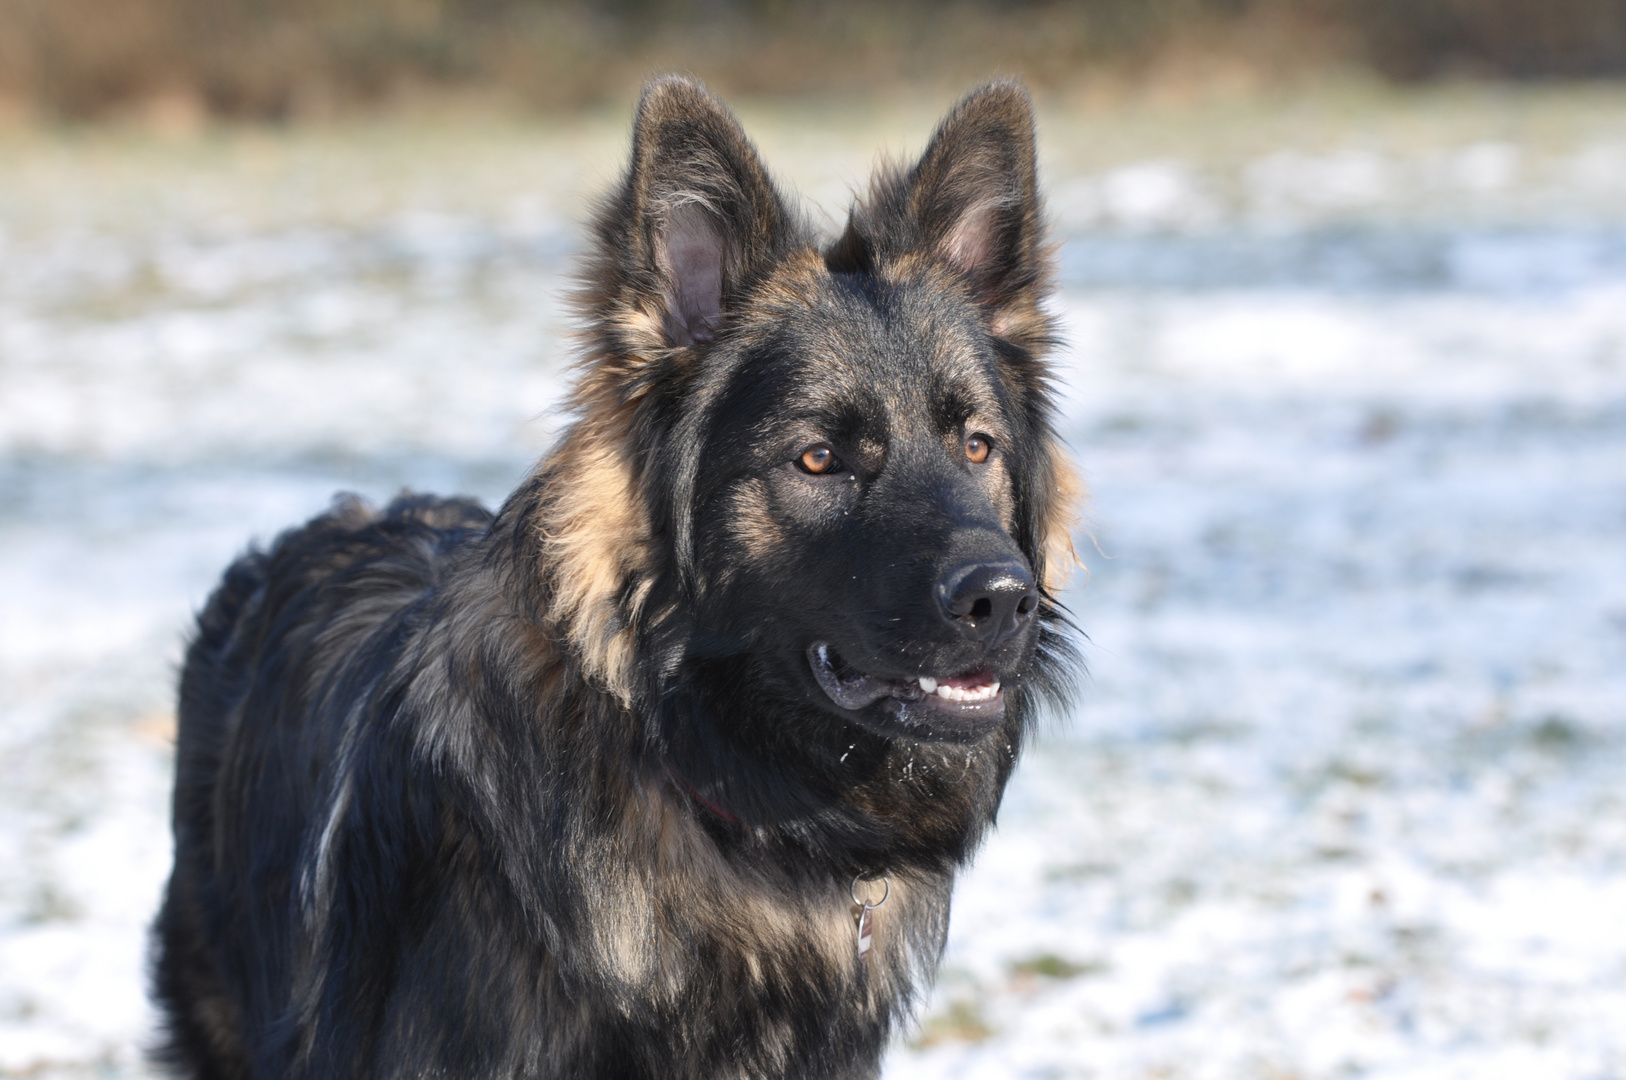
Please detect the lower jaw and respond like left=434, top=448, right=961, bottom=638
left=835, top=685, right=1007, bottom=744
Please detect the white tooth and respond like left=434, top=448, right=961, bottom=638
left=918, top=676, right=938, bottom=694
left=930, top=679, right=1002, bottom=703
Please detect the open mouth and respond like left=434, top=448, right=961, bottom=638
left=807, top=642, right=1004, bottom=736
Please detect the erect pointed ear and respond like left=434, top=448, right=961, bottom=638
left=829, top=81, right=1051, bottom=346
left=586, top=76, right=798, bottom=354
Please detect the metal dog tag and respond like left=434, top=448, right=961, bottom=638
left=850, top=873, right=890, bottom=964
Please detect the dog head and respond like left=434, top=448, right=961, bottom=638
left=544, top=77, right=1080, bottom=752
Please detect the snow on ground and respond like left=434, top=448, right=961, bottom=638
left=2, top=97, right=1625, bottom=1077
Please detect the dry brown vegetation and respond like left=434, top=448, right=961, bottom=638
left=1, top=0, right=1625, bottom=122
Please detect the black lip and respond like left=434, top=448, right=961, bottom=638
left=806, top=642, right=1006, bottom=743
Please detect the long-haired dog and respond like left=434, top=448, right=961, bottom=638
left=153, top=76, right=1081, bottom=1079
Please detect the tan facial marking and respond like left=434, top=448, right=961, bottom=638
left=1041, top=442, right=1087, bottom=591
left=725, top=478, right=785, bottom=562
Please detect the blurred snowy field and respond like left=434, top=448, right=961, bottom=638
left=2, top=91, right=1625, bottom=1078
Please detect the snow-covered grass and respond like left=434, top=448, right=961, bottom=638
left=2, top=91, right=1624, bottom=1078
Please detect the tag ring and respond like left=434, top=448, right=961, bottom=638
left=851, top=873, right=890, bottom=910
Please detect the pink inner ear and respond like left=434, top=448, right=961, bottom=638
left=940, top=198, right=1004, bottom=278
left=660, top=202, right=725, bottom=346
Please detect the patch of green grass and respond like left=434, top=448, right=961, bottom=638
left=1044, top=861, right=1115, bottom=883
left=23, top=882, right=82, bottom=924
left=912, top=1000, right=996, bottom=1048
left=1008, top=952, right=1104, bottom=980
left=1531, top=714, right=1583, bottom=752
left=1325, top=759, right=1384, bottom=787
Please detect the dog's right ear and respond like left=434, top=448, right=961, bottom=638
left=828, top=82, right=1051, bottom=353
left=582, top=77, right=797, bottom=357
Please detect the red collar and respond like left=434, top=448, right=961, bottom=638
left=664, top=762, right=743, bottom=828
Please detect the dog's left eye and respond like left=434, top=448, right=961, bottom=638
left=965, top=433, right=994, bottom=464
left=797, top=444, right=843, bottom=474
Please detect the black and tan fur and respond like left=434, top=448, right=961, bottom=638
left=152, top=77, right=1082, bottom=1080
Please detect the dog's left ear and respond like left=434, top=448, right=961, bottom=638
left=831, top=81, right=1050, bottom=346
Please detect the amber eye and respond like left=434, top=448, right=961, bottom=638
left=798, top=445, right=840, bottom=474
left=965, top=433, right=993, bottom=464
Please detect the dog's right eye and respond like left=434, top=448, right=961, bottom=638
left=797, top=445, right=842, bottom=475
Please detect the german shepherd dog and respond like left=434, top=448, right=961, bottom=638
left=153, top=76, right=1081, bottom=1079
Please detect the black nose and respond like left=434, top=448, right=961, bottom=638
left=936, top=559, right=1040, bottom=646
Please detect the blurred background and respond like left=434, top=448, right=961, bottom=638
left=2, top=2, right=1625, bottom=1078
